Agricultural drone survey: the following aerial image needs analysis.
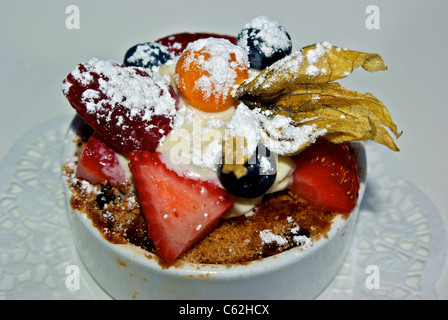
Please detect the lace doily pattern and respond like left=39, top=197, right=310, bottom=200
left=318, top=142, right=448, bottom=299
left=0, top=117, right=446, bottom=299
left=0, top=116, right=107, bottom=299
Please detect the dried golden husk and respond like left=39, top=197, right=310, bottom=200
left=272, top=83, right=401, bottom=151
left=236, top=42, right=388, bottom=100
left=235, top=42, right=401, bottom=153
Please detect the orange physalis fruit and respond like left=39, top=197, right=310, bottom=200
left=174, top=38, right=250, bottom=113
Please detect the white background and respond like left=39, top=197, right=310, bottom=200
left=0, top=0, right=447, bottom=299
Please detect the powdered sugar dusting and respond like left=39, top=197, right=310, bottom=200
left=251, top=50, right=304, bottom=91
left=71, top=58, right=176, bottom=118
left=259, top=225, right=313, bottom=248
left=228, top=103, right=326, bottom=155
left=305, top=41, right=332, bottom=76
left=259, top=229, right=288, bottom=245
left=237, top=15, right=292, bottom=58
left=175, top=38, right=249, bottom=104
left=249, top=41, right=333, bottom=90
left=305, top=42, right=328, bottom=64
left=70, top=66, right=94, bottom=86
left=225, top=102, right=261, bottom=157
left=293, top=235, right=314, bottom=249
left=125, top=43, right=171, bottom=71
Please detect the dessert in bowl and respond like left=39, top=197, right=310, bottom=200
left=60, top=16, right=400, bottom=299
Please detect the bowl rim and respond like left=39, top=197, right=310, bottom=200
left=61, top=115, right=367, bottom=278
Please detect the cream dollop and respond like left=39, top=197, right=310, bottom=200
left=155, top=60, right=298, bottom=218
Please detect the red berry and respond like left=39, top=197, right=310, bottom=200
left=155, top=32, right=237, bottom=57
left=62, top=59, right=177, bottom=155
left=128, top=151, right=235, bottom=264
left=76, top=133, right=129, bottom=188
left=290, top=138, right=360, bottom=213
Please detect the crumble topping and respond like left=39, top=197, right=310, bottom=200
left=63, top=153, right=341, bottom=265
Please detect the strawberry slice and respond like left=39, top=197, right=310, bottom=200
left=62, top=59, right=177, bottom=155
left=155, top=32, right=237, bottom=57
left=128, top=151, right=235, bottom=264
left=290, top=138, right=360, bottom=213
left=76, top=133, right=129, bottom=189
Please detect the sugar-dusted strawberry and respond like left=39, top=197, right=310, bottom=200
left=62, top=59, right=177, bottom=155
left=155, top=32, right=237, bottom=57
left=290, top=138, right=360, bottom=213
left=76, top=133, right=129, bottom=189
left=128, top=151, right=235, bottom=264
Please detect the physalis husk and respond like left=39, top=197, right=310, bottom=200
left=235, top=42, right=401, bottom=154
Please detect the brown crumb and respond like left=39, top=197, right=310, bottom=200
left=64, top=163, right=342, bottom=265
left=64, top=164, right=152, bottom=251
left=179, top=190, right=337, bottom=264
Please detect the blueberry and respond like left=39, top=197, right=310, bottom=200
left=236, top=16, right=292, bottom=70
left=96, top=186, right=118, bottom=209
left=218, top=144, right=277, bottom=198
left=123, top=42, right=172, bottom=69
left=70, top=114, right=94, bottom=141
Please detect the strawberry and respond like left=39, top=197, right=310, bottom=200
left=76, top=133, right=129, bottom=189
left=128, top=151, right=235, bottom=264
left=62, top=59, right=177, bottom=155
left=290, top=138, right=360, bottom=213
left=155, top=32, right=237, bottom=57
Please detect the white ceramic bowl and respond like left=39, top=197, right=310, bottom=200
left=61, top=116, right=367, bottom=300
